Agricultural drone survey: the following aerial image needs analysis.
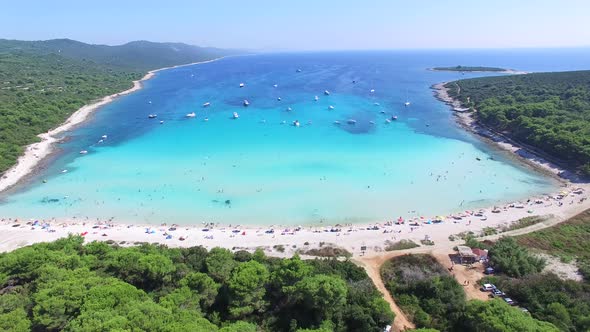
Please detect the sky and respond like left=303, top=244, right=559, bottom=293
left=1, top=0, right=589, bottom=50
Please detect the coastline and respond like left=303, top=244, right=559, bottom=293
left=0, top=57, right=225, bottom=194
left=432, top=81, right=582, bottom=183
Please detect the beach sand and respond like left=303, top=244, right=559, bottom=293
left=0, top=186, right=588, bottom=255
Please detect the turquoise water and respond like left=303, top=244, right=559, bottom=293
left=2, top=50, right=589, bottom=225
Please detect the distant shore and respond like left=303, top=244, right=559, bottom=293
left=428, top=67, right=528, bottom=75
left=0, top=57, right=225, bottom=194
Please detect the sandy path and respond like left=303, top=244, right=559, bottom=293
left=355, top=253, right=417, bottom=331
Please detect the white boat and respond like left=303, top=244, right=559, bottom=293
left=277, top=97, right=282, bottom=101
left=239, top=83, right=245, bottom=88
left=148, top=100, right=152, bottom=104
left=280, top=120, right=286, bottom=125
left=347, top=119, right=357, bottom=125
left=79, top=150, right=88, bottom=155
left=296, top=69, right=302, bottom=72
left=324, top=90, right=330, bottom=95
left=233, top=112, right=239, bottom=119
left=204, top=118, right=209, bottom=122
left=385, top=119, right=391, bottom=124
left=404, top=101, right=411, bottom=107
left=314, top=96, right=319, bottom=101
left=286, top=107, right=292, bottom=112
left=243, top=100, right=250, bottom=106
left=101, top=135, right=107, bottom=139
left=374, top=102, right=380, bottom=106
left=160, top=120, right=164, bottom=124
left=203, top=102, right=211, bottom=107
left=333, top=121, right=341, bottom=125
left=392, top=115, right=398, bottom=120
left=186, top=112, right=196, bottom=118
left=61, top=169, right=68, bottom=173
left=369, top=121, right=375, bottom=125
left=293, top=120, right=300, bottom=127
left=328, top=105, right=334, bottom=110
left=273, top=84, right=278, bottom=88
left=148, top=114, right=157, bottom=119
left=98, top=139, right=104, bottom=143
left=380, top=110, right=386, bottom=114
left=370, top=89, right=375, bottom=93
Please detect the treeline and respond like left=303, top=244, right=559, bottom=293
left=445, top=70, right=590, bottom=175
left=381, top=253, right=559, bottom=332
left=0, top=38, right=235, bottom=174
left=432, top=66, right=507, bottom=72
left=0, top=236, right=393, bottom=331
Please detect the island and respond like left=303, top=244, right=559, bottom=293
left=431, top=65, right=513, bottom=72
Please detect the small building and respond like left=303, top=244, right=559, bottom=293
left=457, top=245, right=477, bottom=264
left=472, top=248, right=488, bottom=261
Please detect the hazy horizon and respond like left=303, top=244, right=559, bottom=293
left=1, top=0, right=589, bottom=51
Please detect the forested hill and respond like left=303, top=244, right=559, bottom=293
left=445, top=70, right=590, bottom=175
left=0, top=39, right=238, bottom=71
left=0, top=39, right=239, bottom=174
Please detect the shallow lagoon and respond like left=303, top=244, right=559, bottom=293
left=4, top=50, right=589, bottom=225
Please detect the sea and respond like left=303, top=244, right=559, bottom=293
left=2, top=49, right=590, bottom=225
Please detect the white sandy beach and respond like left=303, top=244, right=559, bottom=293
left=0, top=186, right=587, bottom=255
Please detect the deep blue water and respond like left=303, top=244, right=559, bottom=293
left=2, top=49, right=589, bottom=225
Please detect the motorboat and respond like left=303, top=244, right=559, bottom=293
left=293, top=120, right=300, bottom=127
left=239, top=83, right=245, bottom=88
left=203, top=102, right=211, bottom=107
left=370, top=89, right=375, bottom=93
left=374, top=102, right=380, bottom=106
left=314, top=96, right=319, bottom=101
left=369, top=121, right=375, bottom=125
left=233, top=112, right=239, bottom=119
left=273, top=84, right=278, bottom=88
left=347, top=119, right=357, bottom=125
left=286, top=107, right=292, bottom=112
left=101, top=135, right=107, bottom=139
left=148, top=114, right=157, bottom=119
left=186, top=112, right=196, bottom=118
left=160, top=120, right=164, bottom=124
left=324, top=90, right=330, bottom=95
left=79, top=150, right=88, bottom=155
left=243, top=99, right=250, bottom=106
left=392, top=116, right=398, bottom=120
left=328, top=105, right=334, bottom=110
left=296, top=69, right=302, bottom=72
left=404, top=101, right=411, bottom=107
left=333, top=120, right=341, bottom=125
left=277, top=97, right=282, bottom=101
left=204, top=118, right=209, bottom=122
left=385, top=119, right=391, bottom=124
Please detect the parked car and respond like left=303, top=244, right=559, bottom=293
left=484, top=267, right=495, bottom=275
left=492, top=288, right=505, bottom=297
left=480, top=283, right=495, bottom=291
left=503, top=297, right=516, bottom=306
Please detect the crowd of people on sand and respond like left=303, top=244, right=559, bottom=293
left=1, top=187, right=587, bottom=249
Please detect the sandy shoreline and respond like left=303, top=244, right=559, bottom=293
left=0, top=187, right=588, bottom=255
left=0, top=58, right=224, bottom=194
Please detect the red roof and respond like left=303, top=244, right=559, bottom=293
left=472, top=248, right=488, bottom=257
